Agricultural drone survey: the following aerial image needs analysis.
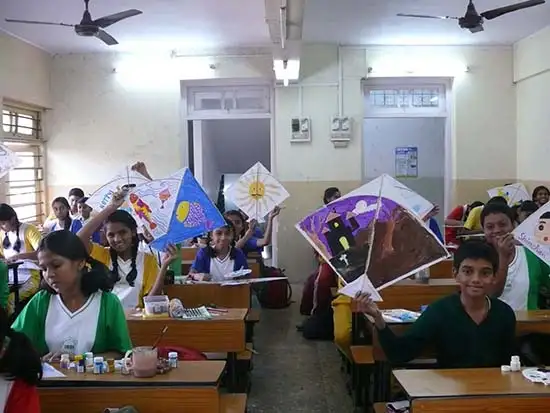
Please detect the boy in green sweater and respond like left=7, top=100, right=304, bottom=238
left=356, top=240, right=516, bottom=368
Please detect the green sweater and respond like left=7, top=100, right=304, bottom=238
left=377, top=294, right=516, bottom=368
left=523, top=248, right=550, bottom=310
left=0, top=261, right=8, bottom=309
left=12, top=290, right=132, bottom=356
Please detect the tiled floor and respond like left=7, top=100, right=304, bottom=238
left=247, top=284, right=354, bottom=413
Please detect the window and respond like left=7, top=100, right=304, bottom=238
left=187, top=85, right=270, bottom=117
left=364, top=84, right=446, bottom=116
left=2, top=103, right=45, bottom=224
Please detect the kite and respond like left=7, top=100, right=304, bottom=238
left=225, top=162, right=289, bottom=222
left=487, top=183, right=530, bottom=206
left=513, top=201, right=550, bottom=266
left=0, top=144, right=21, bottom=179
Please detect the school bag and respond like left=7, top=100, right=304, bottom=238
left=156, top=345, right=207, bottom=361
left=300, top=270, right=318, bottom=315
left=256, top=266, right=292, bottom=309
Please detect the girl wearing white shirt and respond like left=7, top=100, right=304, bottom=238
left=44, top=197, right=83, bottom=235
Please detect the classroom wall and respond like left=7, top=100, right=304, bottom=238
left=45, top=45, right=516, bottom=280
left=198, top=121, right=222, bottom=202
left=514, top=25, right=550, bottom=192
left=0, top=33, right=52, bottom=108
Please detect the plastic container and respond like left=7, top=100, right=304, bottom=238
left=93, top=357, right=104, bottom=374
left=85, top=352, right=94, bottom=373
left=143, top=295, right=170, bottom=317
left=60, top=354, right=70, bottom=370
left=168, top=352, right=178, bottom=368
left=510, top=355, right=521, bottom=372
left=74, top=355, right=84, bottom=373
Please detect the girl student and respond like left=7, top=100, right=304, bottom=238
left=11, top=230, right=132, bottom=359
left=190, top=219, right=248, bottom=282
left=0, top=204, right=42, bottom=315
left=77, top=189, right=177, bottom=309
left=43, top=197, right=83, bottom=235
left=224, top=207, right=280, bottom=256
left=532, top=185, right=550, bottom=208
left=0, top=306, right=42, bottom=413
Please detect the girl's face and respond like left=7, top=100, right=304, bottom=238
left=226, top=214, right=244, bottom=235
left=211, top=227, right=233, bottom=251
left=38, top=249, right=83, bottom=294
left=535, top=189, right=549, bottom=206
left=105, top=221, right=135, bottom=253
left=53, top=202, right=69, bottom=220
left=77, top=203, right=92, bottom=220
left=0, top=217, right=16, bottom=232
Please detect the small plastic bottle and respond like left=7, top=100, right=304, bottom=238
left=510, top=355, right=521, bottom=372
left=93, top=357, right=104, bottom=374
left=74, top=355, right=84, bottom=373
left=60, top=354, right=70, bottom=370
left=168, top=352, right=178, bottom=369
left=85, top=352, right=94, bottom=373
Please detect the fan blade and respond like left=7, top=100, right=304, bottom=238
left=93, top=9, right=142, bottom=28
left=396, top=13, right=459, bottom=20
left=5, top=18, right=74, bottom=27
left=95, top=29, right=118, bottom=46
left=481, top=0, right=545, bottom=20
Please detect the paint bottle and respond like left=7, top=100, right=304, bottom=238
left=93, top=357, right=104, bottom=374
left=168, top=352, right=178, bottom=369
left=85, top=352, right=94, bottom=373
left=75, top=355, right=84, bottom=373
left=510, top=356, right=521, bottom=372
left=60, top=354, right=70, bottom=370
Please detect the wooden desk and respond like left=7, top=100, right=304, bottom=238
left=351, top=279, right=459, bottom=312
left=39, top=361, right=226, bottom=413
left=516, top=310, right=550, bottom=335
left=181, top=261, right=261, bottom=278
left=394, top=368, right=550, bottom=413
left=165, top=284, right=251, bottom=308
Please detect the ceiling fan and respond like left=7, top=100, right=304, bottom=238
left=4, top=0, right=142, bottom=46
left=397, top=0, right=545, bottom=33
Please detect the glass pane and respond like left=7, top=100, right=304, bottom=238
left=8, top=169, right=35, bottom=182
left=199, top=98, right=222, bottom=110
left=224, top=98, right=234, bottom=110
left=2, top=112, right=13, bottom=133
left=235, top=96, right=264, bottom=110
left=9, top=193, right=37, bottom=205
left=11, top=152, right=36, bottom=168
left=8, top=185, right=37, bottom=195
left=15, top=205, right=38, bottom=221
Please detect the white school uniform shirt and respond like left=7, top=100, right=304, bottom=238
left=498, top=246, right=530, bottom=311
left=209, top=253, right=234, bottom=282
left=45, top=291, right=102, bottom=355
left=3, top=223, right=32, bottom=284
left=111, top=251, right=145, bottom=309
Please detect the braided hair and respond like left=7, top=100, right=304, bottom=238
left=105, top=210, right=139, bottom=287
left=0, top=204, right=22, bottom=253
left=52, top=197, right=72, bottom=231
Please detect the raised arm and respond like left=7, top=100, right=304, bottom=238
left=256, top=206, right=281, bottom=248
left=147, top=244, right=177, bottom=297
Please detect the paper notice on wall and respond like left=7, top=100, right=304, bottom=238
left=395, top=147, right=418, bottom=178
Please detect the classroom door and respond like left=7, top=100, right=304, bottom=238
left=363, top=117, right=446, bottom=228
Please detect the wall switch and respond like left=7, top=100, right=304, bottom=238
left=330, top=116, right=352, bottom=147
left=291, top=117, right=311, bottom=143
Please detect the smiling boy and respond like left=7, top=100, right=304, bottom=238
left=481, top=203, right=550, bottom=310
left=356, top=240, right=516, bottom=368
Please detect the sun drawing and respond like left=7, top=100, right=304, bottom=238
left=232, top=172, right=285, bottom=218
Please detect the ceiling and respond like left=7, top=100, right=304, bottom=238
left=303, top=0, right=550, bottom=45
left=0, top=0, right=272, bottom=54
left=1, top=0, right=550, bottom=54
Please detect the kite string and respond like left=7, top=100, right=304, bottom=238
left=361, top=174, right=385, bottom=292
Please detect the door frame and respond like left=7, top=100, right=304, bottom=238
left=362, top=77, right=453, bottom=215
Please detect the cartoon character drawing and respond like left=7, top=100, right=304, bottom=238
left=535, top=212, right=550, bottom=245
left=159, top=188, right=171, bottom=209
left=129, top=193, right=157, bottom=230
left=321, top=210, right=360, bottom=256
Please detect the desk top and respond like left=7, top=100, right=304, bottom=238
left=394, top=368, right=550, bottom=398
left=126, top=308, right=248, bottom=322
left=394, top=279, right=457, bottom=287
left=41, top=361, right=225, bottom=387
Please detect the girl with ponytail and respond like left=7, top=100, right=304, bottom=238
left=77, top=189, right=177, bottom=310
left=43, top=197, right=83, bottom=234
left=0, top=305, right=41, bottom=413
left=12, top=230, right=132, bottom=358
left=0, top=204, right=41, bottom=314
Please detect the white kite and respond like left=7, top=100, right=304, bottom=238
left=513, top=201, right=550, bottom=266
left=225, top=162, right=289, bottom=222
left=0, top=144, right=21, bottom=179
left=487, top=183, right=530, bottom=206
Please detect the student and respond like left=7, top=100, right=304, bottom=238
left=516, top=200, right=538, bottom=225
left=0, top=306, right=42, bottom=413
left=43, top=197, right=83, bottom=235
left=532, top=185, right=549, bottom=208
left=464, top=196, right=507, bottom=232
left=445, top=201, right=484, bottom=246
left=323, top=187, right=341, bottom=205
left=12, top=230, right=132, bottom=357
left=43, top=188, right=85, bottom=228
left=0, top=204, right=41, bottom=315
left=423, top=205, right=443, bottom=243
left=190, top=219, right=248, bottom=282
left=77, top=197, right=101, bottom=244
left=481, top=202, right=550, bottom=310
left=224, top=207, right=280, bottom=256
left=355, top=240, right=516, bottom=368
left=77, top=190, right=176, bottom=309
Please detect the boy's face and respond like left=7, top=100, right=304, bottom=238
left=211, top=227, right=233, bottom=250
left=69, top=195, right=82, bottom=214
left=483, top=212, right=513, bottom=246
left=453, top=258, right=494, bottom=298
left=77, top=203, right=92, bottom=219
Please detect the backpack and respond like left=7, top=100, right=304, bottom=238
left=256, top=266, right=292, bottom=309
left=300, top=270, right=318, bottom=316
left=156, top=345, right=207, bottom=361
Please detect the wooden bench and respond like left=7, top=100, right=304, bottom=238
left=350, top=345, right=375, bottom=409
left=245, top=308, right=261, bottom=343
left=220, top=393, right=247, bottom=413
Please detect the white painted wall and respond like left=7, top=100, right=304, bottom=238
left=0, top=32, right=52, bottom=108
left=200, top=120, right=222, bottom=202
left=514, top=26, right=550, bottom=182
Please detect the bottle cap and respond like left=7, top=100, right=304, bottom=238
left=85, top=352, right=94, bottom=359
left=168, top=352, right=178, bottom=358
left=94, top=357, right=103, bottom=363
left=501, top=365, right=511, bottom=372
left=511, top=355, right=520, bottom=362
left=74, top=355, right=82, bottom=361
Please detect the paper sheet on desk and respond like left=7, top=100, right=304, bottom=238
left=338, top=275, right=383, bottom=301
left=42, top=363, right=66, bottom=378
left=221, top=276, right=287, bottom=286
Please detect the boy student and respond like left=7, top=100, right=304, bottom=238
left=481, top=202, right=550, bottom=310
left=464, top=196, right=508, bottom=232
left=355, top=240, right=516, bottom=368
left=77, top=197, right=102, bottom=244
